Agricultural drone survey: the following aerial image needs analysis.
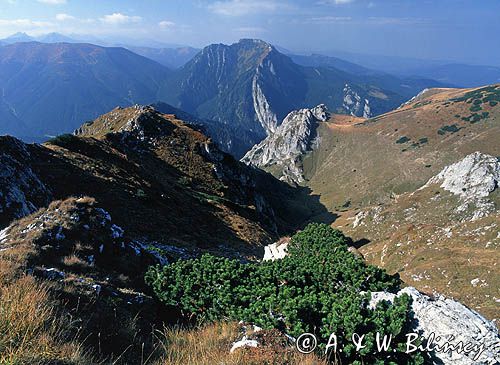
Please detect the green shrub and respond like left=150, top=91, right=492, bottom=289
left=438, top=124, right=463, bottom=135
left=470, top=104, right=482, bottom=112
left=177, top=176, right=192, bottom=187
left=46, top=134, right=78, bottom=147
left=145, top=223, right=422, bottom=364
left=396, top=136, right=410, bottom=144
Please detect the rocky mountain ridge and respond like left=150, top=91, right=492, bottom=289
left=1, top=105, right=329, bottom=257
left=242, top=104, right=330, bottom=184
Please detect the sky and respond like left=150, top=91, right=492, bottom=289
left=0, top=0, right=499, bottom=65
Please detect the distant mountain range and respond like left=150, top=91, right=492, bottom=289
left=3, top=32, right=500, bottom=87
left=295, top=48, right=500, bottom=88
left=1, top=32, right=80, bottom=44
left=0, top=42, right=170, bottom=140
left=0, top=37, right=443, bottom=156
left=123, top=46, right=200, bottom=69
left=0, top=35, right=498, bottom=156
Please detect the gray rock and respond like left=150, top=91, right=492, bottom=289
left=242, top=105, right=330, bottom=184
left=370, top=287, right=500, bottom=365
left=423, top=152, right=500, bottom=219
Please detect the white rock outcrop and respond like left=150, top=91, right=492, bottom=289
left=398, top=88, right=430, bottom=109
left=263, top=238, right=290, bottom=261
left=241, top=104, right=330, bottom=184
left=423, top=152, right=500, bottom=219
left=252, top=69, right=279, bottom=136
left=343, top=84, right=372, bottom=118
left=370, top=287, right=499, bottom=365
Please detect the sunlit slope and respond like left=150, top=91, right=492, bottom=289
left=303, top=85, right=500, bottom=211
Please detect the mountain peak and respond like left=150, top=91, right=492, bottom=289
left=199, top=38, right=274, bottom=54
left=75, top=105, right=183, bottom=140
left=38, top=32, right=76, bottom=43
left=237, top=38, right=273, bottom=47
left=10, top=32, right=29, bottom=37
left=2, top=32, right=35, bottom=43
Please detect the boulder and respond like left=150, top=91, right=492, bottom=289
left=370, top=287, right=500, bottom=365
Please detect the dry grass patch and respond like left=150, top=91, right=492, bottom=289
left=154, top=322, right=327, bottom=365
left=0, top=275, right=92, bottom=365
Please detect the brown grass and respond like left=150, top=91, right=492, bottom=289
left=154, top=322, right=327, bottom=365
left=0, top=201, right=95, bottom=364
left=0, top=275, right=93, bottom=364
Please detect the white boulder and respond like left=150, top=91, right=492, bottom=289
left=370, top=287, right=500, bottom=365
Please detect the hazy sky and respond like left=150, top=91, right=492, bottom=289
left=1, top=0, right=499, bottom=65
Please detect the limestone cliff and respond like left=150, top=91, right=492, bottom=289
left=241, top=104, right=330, bottom=184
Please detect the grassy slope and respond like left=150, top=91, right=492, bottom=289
left=297, top=85, right=500, bottom=320
left=39, top=110, right=275, bottom=257
left=304, top=85, right=500, bottom=211
left=338, top=187, right=500, bottom=320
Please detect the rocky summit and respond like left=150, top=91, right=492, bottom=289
left=1, top=105, right=328, bottom=258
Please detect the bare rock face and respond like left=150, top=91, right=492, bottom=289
left=398, top=88, right=431, bottom=109
left=241, top=104, right=330, bottom=184
left=343, top=84, right=371, bottom=118
left=423, top=152, right=500, bottom=219
left=0, top=136, right=52, bottom=228
left=370, top=287, right=500, bottom=365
